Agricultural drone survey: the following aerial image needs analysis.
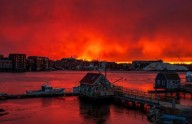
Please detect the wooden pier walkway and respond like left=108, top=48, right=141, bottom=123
left=148, top=83, right=192, bottom=101
left=148, top=84, right=192, bottom=94
left=180, top=83, right=192, bottom=93
left=113, top=86, right=191, bottom=110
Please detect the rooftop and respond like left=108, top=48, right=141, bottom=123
left=80, top=73, right=102, bottom=85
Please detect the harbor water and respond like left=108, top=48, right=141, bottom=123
left=0, top=71, right=191, bottom=124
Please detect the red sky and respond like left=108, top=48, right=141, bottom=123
left=0, top=0, right=192, bottom=63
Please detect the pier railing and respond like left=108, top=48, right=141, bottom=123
left=65, top=88, right=73, bottom=93
left=113, top=85, right=159, bottom=105
left=179, top=84, right=192, bottom=93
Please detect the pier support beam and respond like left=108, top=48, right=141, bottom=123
left=176, top=92, right=180, bottom=99
left=132, top=102, right=136, bottom=109
left=172, top=99, right=176, bottom=109
left=140, top=103, right=145, bottom=111
left=191, top=93, right=192, bottom=100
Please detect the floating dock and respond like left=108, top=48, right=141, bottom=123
left=0, top=92, right=78, bottom=100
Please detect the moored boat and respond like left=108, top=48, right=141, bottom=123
left=26, top=83, right=65, bottom=96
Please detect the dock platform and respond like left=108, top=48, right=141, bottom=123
left=113, top=86, right=191, bottom=111
left=0, top=92, right=78, bottom=100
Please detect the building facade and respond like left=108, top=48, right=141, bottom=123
left=28, top=56, right=49, bottom=71
left=154, top=72, right=181, bottom=90
left=79, top=73, right=114, bottom=98
left=132, top=60, right=163, bottom=70
left=0, top=55, right=4, bottom=58
left=9, top=54, right=26, bottom=72
left=0, top=58, right=12, bottom=72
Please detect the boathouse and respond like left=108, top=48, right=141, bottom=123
left=154, top=72, right=181, bottom=90
left=79, top=73, right=114, bottom=98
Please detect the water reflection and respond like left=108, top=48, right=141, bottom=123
left=79, top=100, right=110, bottom=124
left=41, top=98, right=54, bottom=107
left=0, top=71, right=191, bottom=124
left=109, top=105, right=150, bottom=124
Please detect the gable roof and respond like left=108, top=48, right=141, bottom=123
left=80, top=73, right=103, bottom=85
left=157, top=72, right=181, bottom=80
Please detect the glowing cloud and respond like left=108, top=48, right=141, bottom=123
left=0, top=0, right=192, bottom=63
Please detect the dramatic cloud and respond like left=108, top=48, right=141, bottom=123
left=0, top=0, right=192, bottom=62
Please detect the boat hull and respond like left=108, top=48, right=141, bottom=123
left=26, top=89, right=64, bottom=96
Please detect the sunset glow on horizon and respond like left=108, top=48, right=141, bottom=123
left=0, top=0, right=192, bottom=63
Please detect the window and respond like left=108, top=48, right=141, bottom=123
left=162, top=80, right=165, bottom=85
left=91, top=76, right=95, bottom=80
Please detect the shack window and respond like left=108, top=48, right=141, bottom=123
left=91, top=76, right=95, bottom=80
left=162, top=80, right=165, bottom=85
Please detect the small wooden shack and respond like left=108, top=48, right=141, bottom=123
left=79, top=72, right=114, bottom=99
left=154, top=72, right=181, bottom=90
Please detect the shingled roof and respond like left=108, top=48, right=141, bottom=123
left=164, top=72, right=180, bottom=80
left=159, top=72, right=181, bottom=80
left=80, top=73, right=102, bottom=85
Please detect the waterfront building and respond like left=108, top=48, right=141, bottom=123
left=0, top=55, right=4, bottom=58
left=117, top=63, right=132, bottom=70
left=28, top=56, right=49, bottom=71
left=105, top=62, right=118, bottom=70
left=154, top=72, right=181, bottom=90
left=143, top=62, right=188, bottom=71
left=132, top=60, right=163, bottom=70
left=48, top=60, right=57, bottom=70
left=9, top=54, right=26, bottom=72
left=0, top=58, right=12, bottom=72
left=60, top=57, right=83, bottom=70
left=79, top=73, right=114, bottom=99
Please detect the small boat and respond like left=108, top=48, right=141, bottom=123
left=186, top=71, right=192, bottom=82
left=160, top=114, right=187, bottom=124
left=26, top=83, right=65, bottom=96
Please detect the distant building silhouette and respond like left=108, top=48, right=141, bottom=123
left=9, top=54, right=26, bottom=72
left=132, top=60, right=163, bottom=70
left=0, top=54, right=4, bottom=58
left=0, top=58, right=12, bottom=72
left=28, top=56, right=49, bottom=71
left=60, top=57, right=83, bottom=70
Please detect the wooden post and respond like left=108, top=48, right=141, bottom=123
left=155, top=88, right=157, bottom=97
left=140, top=103, right=144, bottom=111
left=104, top=66, right=107, bottom=78
left=172, top=98, right=176, bottom=109
left=191, top=92, right=192, bottom=100
left=176, top=92, right=180, bottom=99
left=132, top=102, right=136, bottom=109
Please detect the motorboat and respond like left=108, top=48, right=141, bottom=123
left=26, top=83, right=65, bottom=96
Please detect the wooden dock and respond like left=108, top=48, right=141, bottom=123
left=149, top=84, right=192, bottom=93
left=113, top=86, right=191, bottom=111
left=0, top=92, right=78, bottom=100
left=148, top=83, right=192, bottom=100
